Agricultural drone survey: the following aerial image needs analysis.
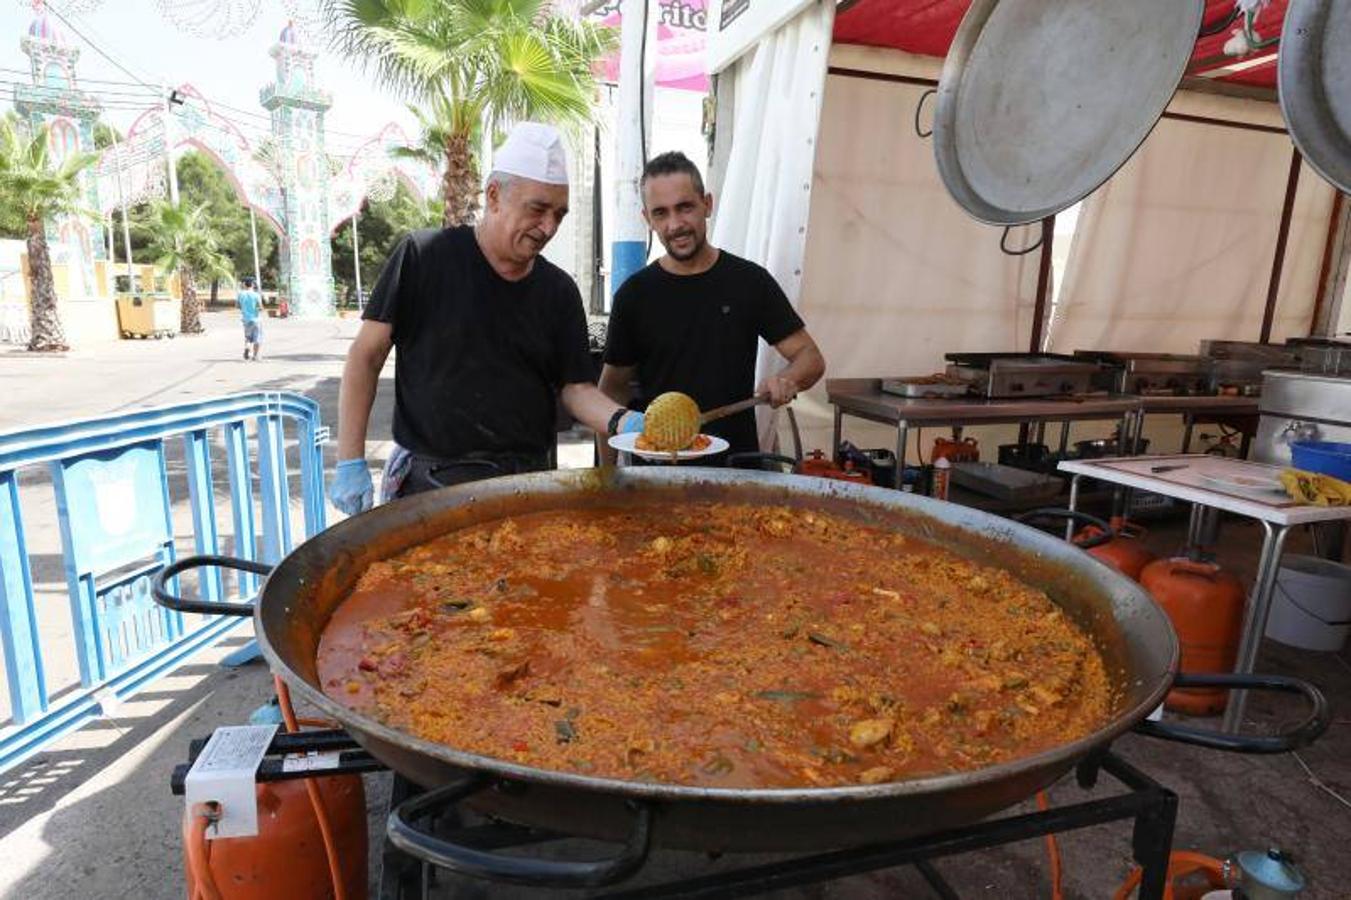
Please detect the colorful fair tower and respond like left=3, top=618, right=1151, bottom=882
left=13, top=2, right=106, bottom=300
left=261, top=21, right=335, bottom=318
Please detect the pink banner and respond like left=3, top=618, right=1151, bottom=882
left=589, top=0, right=710, bottom=93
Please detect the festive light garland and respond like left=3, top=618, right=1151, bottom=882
left=15, top=0, right=105, bottom=15
left=152, top=0, right=261, bottom=40
left=364, top=168, right=398, bottom=203
left=279, top=0, right=324, bottom=45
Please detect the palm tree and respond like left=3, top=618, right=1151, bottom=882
left=325, top=0, right=614, bottom=226
left=0, top=117, right=99, bottom=352
left=140, top=200, right=232, bottom=334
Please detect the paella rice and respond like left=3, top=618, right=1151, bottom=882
left=318, top=503, right=1114, bottom=788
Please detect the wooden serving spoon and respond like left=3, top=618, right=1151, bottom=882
left=699, top=393, right=771, bottom=426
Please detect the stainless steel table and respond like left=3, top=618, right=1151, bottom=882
left=827, top=378, right=1141, bottom=488
left=1131, top=395, right=1261, bottom=454
left=1060, top=454, right=1351, bottom=733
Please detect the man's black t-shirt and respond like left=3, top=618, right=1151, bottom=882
left=362, top=226, right=594, bottom=460
left=604, top=251, right=804, bottom=454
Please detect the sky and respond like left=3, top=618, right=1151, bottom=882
left=0, top=0, right=418, bottom=161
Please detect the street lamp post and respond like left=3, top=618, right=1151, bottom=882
left=162, top=80, right=180, bottom=207
left=351, top=210, right=363, bottom=309
left=109, top=127, right=135, bottom=292
left=248, top=206, right=263, bottom=291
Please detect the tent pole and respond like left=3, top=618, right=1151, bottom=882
left=1016, top=215, right=1057, bottom=446
left=1260, top=148, right=1302, bottom=343
left=1308, top=190, right=1346, bottom=337
left=611, top=0, right=651, bottom=302
left=1029, top=215, right=1056, bottom=353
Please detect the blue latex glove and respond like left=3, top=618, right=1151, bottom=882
left=329, top=458, right=373, bottom=515
left=619, top=411, right=645, bottom=434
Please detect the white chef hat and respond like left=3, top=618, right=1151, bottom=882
left=491, top=122, right=570, bottom=186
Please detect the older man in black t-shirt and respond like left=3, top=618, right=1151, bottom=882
left=328, top=123, right=643, bottom=515
left=600, top=152, right=825, bottom=461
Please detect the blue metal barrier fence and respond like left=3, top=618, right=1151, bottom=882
left=0, top=392, right=327, bottom=773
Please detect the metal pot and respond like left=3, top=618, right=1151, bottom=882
left=152, top=468, right=1326, bottom=885
left=1224, top=848, right=1307, bottom=900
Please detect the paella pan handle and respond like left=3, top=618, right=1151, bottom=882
left=1132, top=674, right=1330, bottom=753
left=1013, top=508, right=1115, bottom=550
left=1000, top=225, right=1045, bottom=256
left=150, top=554, right=273, bottom=617
left=387, top=776, right=654, bottom=888
left=914, top=88, right=936, bottom=139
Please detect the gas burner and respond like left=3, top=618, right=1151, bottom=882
left=168, top=732, right=1183, bottom=899
left=1199, top=340, right=1304, bottom=397
left=944, top=353, right=1104, bottom=399
left=1074, top=351, right=1213, bottom=396
left=377, top=751, right=1178, bottom=899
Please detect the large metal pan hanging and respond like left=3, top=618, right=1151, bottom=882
left=1279, top=0, right=1351, bottom=193
left=933, top=0, right=1206, bottom=226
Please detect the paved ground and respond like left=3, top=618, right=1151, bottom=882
left=0, top=314, right=1347, bottom=898
left=0, top=308, right=364, bottom=449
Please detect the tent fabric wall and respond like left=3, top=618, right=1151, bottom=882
left=1046, top=113, right=1337, bottom=354
left=708, top=0, right=835, bottom=449
left=785, top=49, right=1042, bottom=457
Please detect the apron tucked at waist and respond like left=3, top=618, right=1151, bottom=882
left=397, top=450, right=552, bottom=498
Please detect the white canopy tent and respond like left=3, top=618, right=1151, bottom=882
left=705, top=5, right=1347, bottom=458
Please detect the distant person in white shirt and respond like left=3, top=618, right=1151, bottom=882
left=237, top=276, right=263, bottom=361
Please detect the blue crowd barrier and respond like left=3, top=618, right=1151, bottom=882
left=0, top=392, right=327, bottom=773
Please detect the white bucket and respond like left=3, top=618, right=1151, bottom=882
left=1265, top=555, right=1351, bottom=652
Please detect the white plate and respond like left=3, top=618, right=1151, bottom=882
left=1198, top=471, right=1285, bottom=493
left=608, top=432, right=730, bottom=462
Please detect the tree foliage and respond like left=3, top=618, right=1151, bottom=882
left=174, top=151, right=278, bottom=289
left=330, top=180, right=441, bottom=306
left=139, top=199, right=233, bottom=333
left=0, top=116, right=100, bottom=350
left=324, top=0, right=614, bottom=225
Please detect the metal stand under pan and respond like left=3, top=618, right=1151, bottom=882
left=377, top=749, right=1177, bottom=900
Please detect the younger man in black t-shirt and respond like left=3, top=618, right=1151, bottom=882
left=600, top=152, right=825, bottom=460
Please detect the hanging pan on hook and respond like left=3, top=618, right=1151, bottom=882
left=933, top=0, right=1206, bottom=226
left=1279, top=0, right=1351, bottom=194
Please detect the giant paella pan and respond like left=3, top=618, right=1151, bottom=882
left=153, top=468, right=1325, bottom=884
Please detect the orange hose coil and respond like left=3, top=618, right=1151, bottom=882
left=1112, top=851, right=1226, bottom=899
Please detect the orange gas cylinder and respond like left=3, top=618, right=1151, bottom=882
left=183, top=774, right=367, bottom=900
left=798, top=449, right=842, bottom=478
left=797, top=452, right=874, bottom=484
left=823, top=460, right=873, bottom=485
left=1140, top=558, right=1246, bottom=715
left=1074, top=517, right=1157, bottom=581
left=931, top=437, right=980, bottom=464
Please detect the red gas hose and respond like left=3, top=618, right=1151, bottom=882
left=274, top=675, right=348, bottom=900
left=1036, top=791, right=1065, bottom=900
left=184, top=801, right=223, bottom=900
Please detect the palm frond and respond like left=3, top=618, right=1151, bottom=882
left=324, top=0, right=612, bottom=214
left=0, top=119, right=100, bottom=222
